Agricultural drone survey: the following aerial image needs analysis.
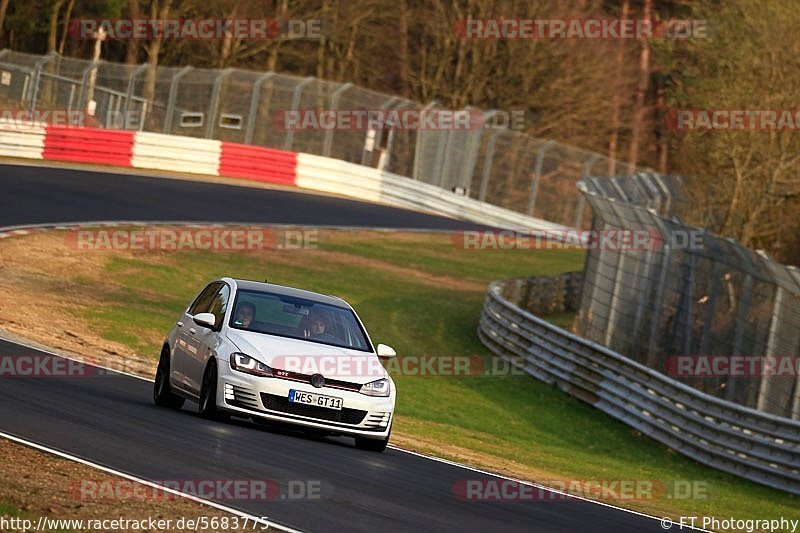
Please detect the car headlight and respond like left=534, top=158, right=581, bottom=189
left=360, top=378, right=390, bottom=397
left=230, top=352, right=273, bottom=377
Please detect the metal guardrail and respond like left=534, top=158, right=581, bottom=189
left=478, top=276, right=800, bottom=495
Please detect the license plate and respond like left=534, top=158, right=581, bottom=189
left=288, top=389, right=343, bottom=410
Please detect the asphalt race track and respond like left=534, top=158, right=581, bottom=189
left=0, top=163, right=666, bottom=532
left=0, top=163, right=483, bottom=230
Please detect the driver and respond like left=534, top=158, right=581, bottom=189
left=233, top=302, right=256, bottom=328
left=301, top=310, right=333, bottom=339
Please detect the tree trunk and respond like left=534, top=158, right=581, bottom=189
left=0, top=0, right=9, bottom=42
left=607, top=0, right=629, bottom=174
left=125, top=0, right=140, bottom=64
left=57, top=0, right=75, bottom=55
left=48, top=0, right=65, bottom=53
left=627, top=0, right=652, bottom=173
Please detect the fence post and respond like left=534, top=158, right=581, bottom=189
left=381, top=99, right=411, bottom=172
left=574, top=155, right=602, bottom=228
left=527, top=140, right=555, bottom=215
left=122, top=63, right=149, bottom=129
left=163, top=66, right=193, bottom=134
left=27, top=52, right=57, bottom=114
left=757, top=286, right=784, bottom=412
left=458, top=110, right=496, bottom=194
left=478, top=129, right=504, bottom=202
left=646, top=242, right=672, bottom=367
left=725, top=274, right=753, bottom=403
left=206, top=68, right=234, bottom=138
left=244, top=72, right=275, bottom=145
left=361, top=94, right=396, bottom=166
left=411, top=101, right=439, bottom=181
left=322, top=82, right=352, bottom=157
left=283, top=76, right=314, bottom=151
left=76, top=60, right=100, bottom=114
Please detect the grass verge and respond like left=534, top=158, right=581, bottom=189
left=0, top=228, right=797, bottom=529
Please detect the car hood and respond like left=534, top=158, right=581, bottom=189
left=225, top=328, right=387, bottom=384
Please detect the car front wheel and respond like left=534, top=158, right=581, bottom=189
left=199, top=359, right=229, bottom=421
left=154, top=346, right=185, bottom=409
left=355, top=425, right=391, bottom=452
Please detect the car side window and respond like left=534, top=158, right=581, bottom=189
left=208, top=284, right=231, bottom=329
left=188, top=282, right=222, bottom=316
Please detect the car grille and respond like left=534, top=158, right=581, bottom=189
left=260, top=393, right=367, bottom=425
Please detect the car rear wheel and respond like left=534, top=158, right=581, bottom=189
left=199, top=360, right=229, bottom=421
left=154, top=346, right=184, bottom=409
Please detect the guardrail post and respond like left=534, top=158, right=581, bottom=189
left=574, top=155, right=602, bottom=228
left=206, top=68, right=234, bottom=138
left=412, top=100, right=439, bottom=181
left=122, top=63, right=149, bottom=129
left=283, top=76, right=314, bottom=151
left=478, top=129, right=504, bottom=202
left=244, top=72, right=275, bottom=145
left=27, top=52, right=57, bottom=114
left=163, top=66, right=193, bottom=134
left=323, top=82, right=353, bottom=157
left=527, top=140, right=555, bottom=215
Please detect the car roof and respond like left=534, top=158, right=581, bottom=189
left=229, top=278, right=350, bottom=309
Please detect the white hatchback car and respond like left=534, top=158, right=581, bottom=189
left=154, top=278, right=397, bottom=451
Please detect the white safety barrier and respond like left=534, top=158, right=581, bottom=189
left=296, top=153, right=566, bottom=232
left=132, top=132, right=222, bottom=175
left=0, top=118, right=45, bottom=159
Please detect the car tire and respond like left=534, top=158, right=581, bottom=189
left=154, top=346, right=185, bottom=410
left=199, top=359, right=229, bottom=422
left=355, top=425, right=391, bottom=452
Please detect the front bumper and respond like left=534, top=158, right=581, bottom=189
left=217, top=361, right=394, bottom=439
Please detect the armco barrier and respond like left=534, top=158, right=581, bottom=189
left=44, top=127, right=134, bottom=167
left=220, top=143, right=296, bottom=185
left=478, top=277, right=800, bottom=495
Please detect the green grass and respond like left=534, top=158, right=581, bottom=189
left=66, top=230, right=799, bottom=527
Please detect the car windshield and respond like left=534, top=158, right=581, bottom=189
left=229, top=289, right=372, bottom=352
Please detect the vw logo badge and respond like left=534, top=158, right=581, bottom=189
left=311, top=373, right=326, bottom=388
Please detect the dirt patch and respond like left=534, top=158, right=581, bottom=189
left=0, top=438, right=270, bottom=532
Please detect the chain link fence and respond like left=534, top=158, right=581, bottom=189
left=574, top=173, right=800, bottom=420
left=0, top=49, right=629, bottom=229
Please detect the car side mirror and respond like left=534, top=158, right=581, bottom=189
left=376, top=343, right=397, bottom=359
left=193, top=312, right=217, bottom=330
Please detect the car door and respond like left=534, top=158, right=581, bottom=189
left=185, top=282, right=231, bottom=395
left=173, top=282, right=222, bottom=395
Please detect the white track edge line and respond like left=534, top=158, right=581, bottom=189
left=0, top=431, right=302, bottom=533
